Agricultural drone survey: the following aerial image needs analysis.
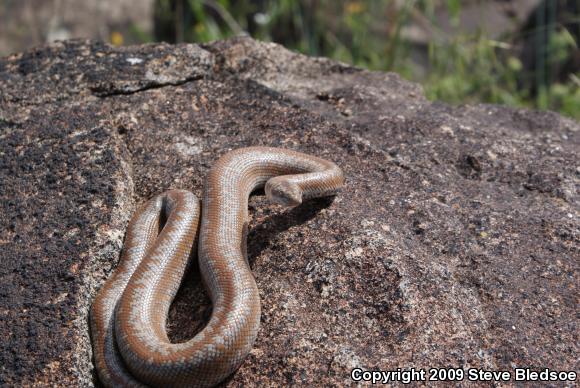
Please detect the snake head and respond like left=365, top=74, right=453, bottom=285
left=265, top=177, right=303, bottom=207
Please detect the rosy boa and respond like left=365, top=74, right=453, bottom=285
left=90, top=147, right=345, bottom=387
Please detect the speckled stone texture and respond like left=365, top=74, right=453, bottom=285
left=0, top=38, right=578, bottom=386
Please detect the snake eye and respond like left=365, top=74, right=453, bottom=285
left=265, top=178, right=302, bottom=207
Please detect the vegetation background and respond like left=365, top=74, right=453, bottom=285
left=1, top=0, right=578, bottom=119
left=149, top=0, right=579, bottom=119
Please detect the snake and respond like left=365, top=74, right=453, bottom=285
left=90, top=147, right=345, bottom=387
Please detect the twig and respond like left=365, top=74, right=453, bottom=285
left=201, top=0, right=247, bottom=36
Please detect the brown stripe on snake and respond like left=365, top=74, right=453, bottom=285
left=90, top=147, right=345, bottom=387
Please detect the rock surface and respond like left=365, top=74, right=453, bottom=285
left=0, top=38, right=578, bottom=386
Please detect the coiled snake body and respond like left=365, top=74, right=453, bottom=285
left=90, top=147, right=344, bottom=387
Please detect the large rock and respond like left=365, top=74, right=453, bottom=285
left=0, top=38, right=578, bottom=386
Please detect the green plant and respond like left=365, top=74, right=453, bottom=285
left=152, top=0, right=579, bottom=120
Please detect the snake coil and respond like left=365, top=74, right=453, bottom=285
left=90, top=147, right=345, bottom=387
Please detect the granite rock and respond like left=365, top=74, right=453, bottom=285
left=0, top=37, right=578, bottom=386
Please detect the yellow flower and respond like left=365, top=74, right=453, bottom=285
left=194, top=23, right=206, bottom=34
left=110, top=31, right=124, bottom=46
left=345, top=2, right=364, bottom=14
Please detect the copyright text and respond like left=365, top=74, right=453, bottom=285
left=350, top=367, right=577, bottom=384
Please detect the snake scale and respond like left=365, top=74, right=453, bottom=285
left=90, top=147, right=345, bottom=387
